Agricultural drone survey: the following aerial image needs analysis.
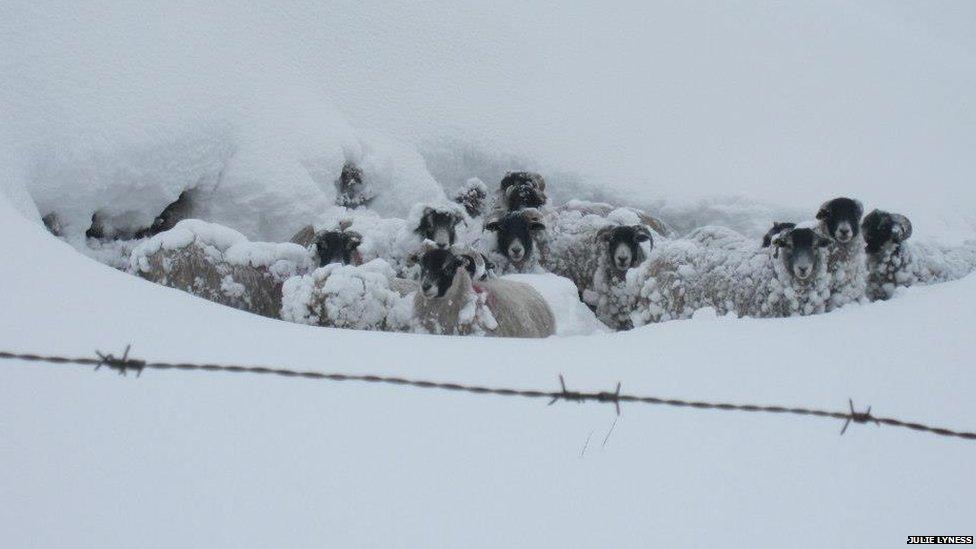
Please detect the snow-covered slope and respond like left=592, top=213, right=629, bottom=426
left=1, top=180, right=975, bottom=548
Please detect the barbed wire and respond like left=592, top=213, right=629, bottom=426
left=1, top=346, right=974, bottom=442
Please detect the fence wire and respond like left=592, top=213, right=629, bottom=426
left=1, top=347, right=974, bottom=441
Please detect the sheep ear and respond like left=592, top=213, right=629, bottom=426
left=534, top=174, right=546, bottom=191
left=338, top=219, right=353, bottom=231
left=634, top=225, right=652, bottom=243
left=892, top=214, right=913, bottom=242
left=816, top=203, right=829, bottom=220
left=818, top=236, right=831, bottom=248
left=529, top=221, right=546, bottom=232
left=854, top=199, right=864, bottom=219
left=484, top=220, right=500, bottom=232
left=597, top=226, right=615, bottom=242
left=422, top=239, right=440, bottom=252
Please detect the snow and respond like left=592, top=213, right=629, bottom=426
left=504, top=273, right=608, bottom=337
left=3, top=175, right=976, bottom=547
left=3, top=2, right=976, bottom=546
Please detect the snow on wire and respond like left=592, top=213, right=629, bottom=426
left=1, top=346, right=974, bottom=442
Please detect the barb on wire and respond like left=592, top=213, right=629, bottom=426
left=0, top=347, right=974, bottom=442
left=95, top=344, right=145, bottom=377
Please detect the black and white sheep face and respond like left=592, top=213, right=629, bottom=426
left=500, top=171, right=547, bottom=211
left=773, top=228, right=830, bottom=281
left=418, top=248, right=474, bottom=298
left=861, top=209, right=913, bottom=254
left=817, top=197, right=864, bottom=243
left=484, top=211, right=546, bottom=265
left=416, top=208, right=463, bottom=249
left=599, top=225, right=653, bottom=272
left=315, top=231, right=362, bottom=266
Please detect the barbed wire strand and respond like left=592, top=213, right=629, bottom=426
left=1, top=347, right=974, bottom=442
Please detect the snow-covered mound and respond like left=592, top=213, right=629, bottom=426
left=130, top=220, right=314, bottom=317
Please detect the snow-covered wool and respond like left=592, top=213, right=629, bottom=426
left=816, top=197, right=867, bottom=311
left=483, top=208, right=549, bottom=274
left=452, top=178, right=489, bottom=218
left=413, top=247, right=555, bottom=338
left=130, top=220, right=314, bottom=318
left=554, top=199, right=674, bottom=238
left=862, top=209, right=976, bottom=300
left=631, top=226, right=832, bottom=326
left=280, top=259, right=414, bottom=331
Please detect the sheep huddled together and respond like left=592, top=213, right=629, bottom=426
left=631, top=225, right=832, bottom=325
left=71, top=159, right=976, bottom=337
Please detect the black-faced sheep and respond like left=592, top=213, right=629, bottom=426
left=334, top=161, right=375, bottom=208
left=494, top=171, right=548, bottom=214
left=414, top=204, right=466, bottom=249
left=452, top=178, right=489, bottom=219
left=861, top=209, right=976, bottom=300
left=631, top=226, right=832, bottom=326
left=290, top=220, right=364, bottom=267
left=130, top=220, right=314, bottom=318
left=413, top=247, right=555, bottom=338
left=483, top=208, right=549, bottom=274
left=816, top=197, right=867, bottom=310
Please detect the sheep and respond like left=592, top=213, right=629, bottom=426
left=631, top=225, right=832, bottom=326
left=483, top=208, right=549, bottom=274
left=130, top=219, right=314, bottom=318
left=861, top=209, right=976, bottom=300
left=490, top=171, right=549, bottom=215
left=334, top=161, right=375, bottom=208
left=413, top=247, right=556, bottom=338
left=452, top=177, right=489, bottom=219
left=761, top=222, right=796, bottom=248
left=816, top=197, right=867, bottom=310
left=289, top=201, right=471, bottom=278
left=280, top=259, right=415, bottom=331
left=290, top=220, right=364, bottom=267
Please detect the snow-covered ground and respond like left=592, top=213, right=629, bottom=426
left=2, top=172, right=976, bottom=548
left=3, top=1, right=976, bottom=547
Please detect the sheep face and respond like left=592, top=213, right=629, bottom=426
left=599, top=225, right=653, bottom=273
left=335, top=162, right=374, bottom=208
left=315, top=231, right=363, bottom=266
left=500, top=171, right=547, bottom=211
left=861, top=209, right=913, bottom=254
left=761, top=222, right=797, bottom=248
left=816, top=197, right=864, bottom=243
left=419, top=248, right=474, bottom=298
left=453, top=182, right=488, bottom=218
left=485, top=211, right=546, bottom=265
left=773, top=228, right=830, bottom=281
left=415, top=208, right=463, bottom=249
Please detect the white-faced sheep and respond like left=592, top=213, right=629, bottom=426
left=816, top=197, right=867, bottom=310
left=631, top=226, right=832, bottom=326
left=130, top=220, right=315, bottom=318
left=861, top=209, right=976, bottom=300
left=413, top=247, right=556, bottom=338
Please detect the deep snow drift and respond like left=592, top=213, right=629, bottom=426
left=2, top=171, right=976, bottom=549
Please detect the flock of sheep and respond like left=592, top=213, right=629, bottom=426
left=78, top=163, right=976, bottom=338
